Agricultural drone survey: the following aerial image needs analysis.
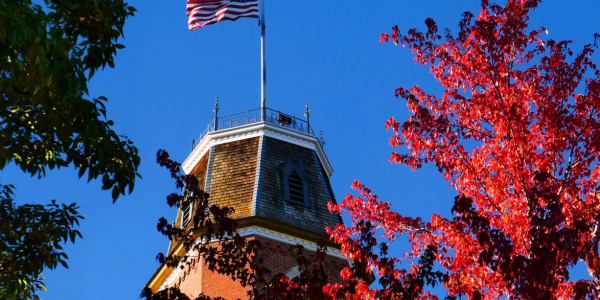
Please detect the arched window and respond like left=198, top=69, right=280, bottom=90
left=282, top=159, right=311, bottom=206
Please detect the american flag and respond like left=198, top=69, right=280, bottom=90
left=187, top=0, right=259, bottom=31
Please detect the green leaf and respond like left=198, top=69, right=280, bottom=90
left=128, top=180, right=135, bottom=195
left=0, top=1, right=139, bottom=297
left=78, top=165, right=87, bottom=178
left=59, top=260, right=69, bottom=269
left=111, top=186, right=119, bottom=202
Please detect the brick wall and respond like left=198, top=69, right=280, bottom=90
left=170, top=236, right=348, bottom=300
left=208, top=137, right=259, bottom=219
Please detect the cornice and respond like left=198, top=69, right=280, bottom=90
left=237, top=226, right=345, bottom=259
left=182, top=122, right=333, bottom=177
left=147, top=216, right=348, bottom=293
left=157, top=225, right=347, bottom=291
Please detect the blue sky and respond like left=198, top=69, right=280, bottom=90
left=4, top=1, right=600, bottom=299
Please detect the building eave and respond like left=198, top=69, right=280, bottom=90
left=144, top=216, right=345, bottom=293
left=182, top=122, right=333, bottom=178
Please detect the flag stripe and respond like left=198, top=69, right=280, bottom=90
left=188, top=7, right=258, bottom=23
left=187, top=0, right=258, bottom=30
left=186, top=2, right=255, bottom=14
left=189, top=11, right=258, bottom=28
left=189, top=6, right=258, bottom=19
left=190, top=13, right=258, bottom=30
left=186, top=1, right=256, bottom=9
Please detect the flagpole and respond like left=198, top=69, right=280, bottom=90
left=260, top=0, right=266, bottom=121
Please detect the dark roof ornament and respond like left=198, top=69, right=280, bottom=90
left=213, top=97, right=220, bottom=131
left=304, top=101, right=310, bottom=134
left=213, top=97, right=220, bottom=113
left=304, top=101, right=310, bottom=118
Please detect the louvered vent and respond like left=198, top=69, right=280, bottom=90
left=282, top=159, right=311, bottom=206
left=288, top=170, right=304, bottom=203
left=182, top=204, right=192, bottom=228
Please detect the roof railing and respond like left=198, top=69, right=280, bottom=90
left=192, top=104, right=325, bottom=150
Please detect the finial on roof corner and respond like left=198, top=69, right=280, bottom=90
left=213, top=97, right=220, bottom=113
left=304, top=101, right=310, bottom=118
left=304, top=101, right=311, bottom=134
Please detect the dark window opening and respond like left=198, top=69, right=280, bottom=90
left=181, top=186, right=203, bottom=229
left=282, top=159, right=311, bottom=206
left=182, top=202, right=192, bottom=228
left=288, top=170, right=304, bottom=203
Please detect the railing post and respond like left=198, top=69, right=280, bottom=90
left=320, top=130, right=326, bottom=147
left=213, top=97, right=220, bottom=131
left=304, top=101, right=310, bottom=134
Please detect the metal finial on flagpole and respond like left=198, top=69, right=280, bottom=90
left=304, top=101, right=310, bottom=134
left=213, top=97, right=220, bottom=131
left=260, top=0, right=267, bottom=121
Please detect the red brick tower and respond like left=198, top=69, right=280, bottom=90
left=145, top=103, right=348, bottom=299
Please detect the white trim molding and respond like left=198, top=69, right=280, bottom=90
left=251, top=136, right=265, bottom=216
left=159, top=261, right=184, bottom=291
left=182, top=122, right=333, bottom=177
left=157, top=226, right=349, bottom=291
left=236, top=226, right=346, bottom=259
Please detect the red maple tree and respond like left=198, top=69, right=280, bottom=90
left=328, top=0, right=600, bottom=299
left=145, top=1, right=600, bottom=299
